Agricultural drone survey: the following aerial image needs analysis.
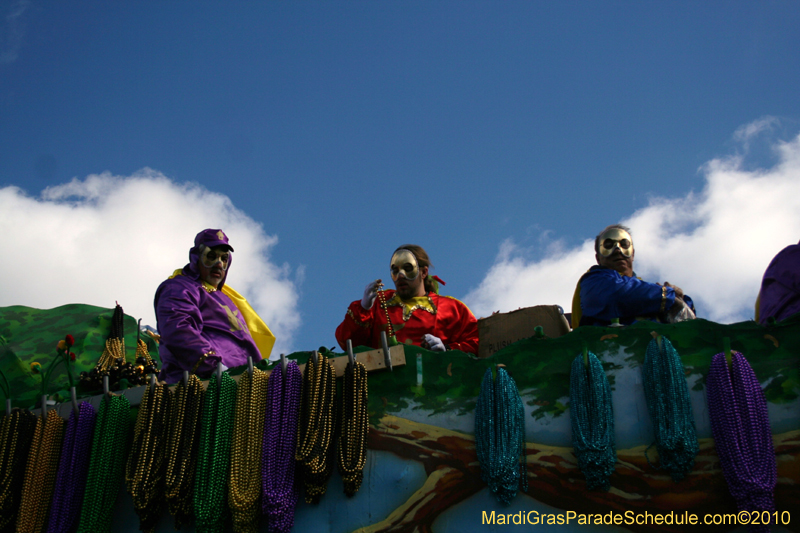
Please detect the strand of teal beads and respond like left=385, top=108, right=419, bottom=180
left=642, top=336, right=698, bottom=481
left=76, top=393, right=132, bottom=533
left=569, top=352, right=616, bottom=491
left=194, top=371, right=237, bottom=533
left=475, top=367, right=527, bottom=505
left=475, top=368, right=496, bottom=486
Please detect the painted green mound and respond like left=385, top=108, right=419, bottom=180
left=0, top=304, right=160, bottom=409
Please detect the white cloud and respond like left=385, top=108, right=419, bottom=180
left=465, top=121, right=800, bottom=325
left=0, top=0, right=29, bottom=65
left=1, top=169, right=301, bottom=355
left=733, top=116, right=779, bottom=147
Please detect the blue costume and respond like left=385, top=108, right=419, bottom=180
left=756, top=241, right=800, bottom=325
left=572, top=266, right=694, bottom=328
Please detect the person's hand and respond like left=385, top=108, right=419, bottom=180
left=361, top=279, right=381, bottom=310
left=422, top=334, right=446, bottom=352
left=667, top=296, right=696, bottom=323
left=664, top=282, right=684, bottom=299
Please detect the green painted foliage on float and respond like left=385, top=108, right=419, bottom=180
left=0, top=304, right=160, bottom=409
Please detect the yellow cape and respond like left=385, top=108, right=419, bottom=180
left=170, top=269, right=276, bottom=359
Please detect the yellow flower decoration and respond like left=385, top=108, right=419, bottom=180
left=57, top=340, right=66, bottom=350
left=30, top=362, right=42, bottom=374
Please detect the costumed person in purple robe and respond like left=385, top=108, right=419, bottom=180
left=755, top=240, right=800, bottom=325
left=155, top=228, right=275, bottom=383
left=571, top=224, right=696, bottom=328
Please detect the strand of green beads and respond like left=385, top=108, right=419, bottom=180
left=195, top=371, right=237, bottom=533
left=76, top=393, right=131, bottom=533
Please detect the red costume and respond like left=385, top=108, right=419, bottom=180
left=335, top=290, right=479, bottom=354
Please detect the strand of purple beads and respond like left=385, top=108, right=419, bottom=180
left=47, top=401, right=96, bottom=533
left=262, top=361, right=302, bottom=533
left=707, top=351, right=777, bottom=533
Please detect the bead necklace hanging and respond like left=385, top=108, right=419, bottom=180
left=295, top=352, right=336, bottom=504
left=0, top=409, right=38, bottom=532
left=47, top=401, right=97, bottom=533
left=475, top=366, right=528, bottom=504
left=165, top=374, right=204, bottom=530
left=642, top=335, right=698, bottom=481
left=569, top=351, right=616, bottom=491
left=126, top=380, right=172, bottom=533
left=133, top=338, right=159, bottom=384
left=337, top=359, right=368, bottom=497
left=262, top=360, right=302, bottom=533
left=76, top=392, right=131, bottom=533
left=375, top=281, right=397, bottom=342
left=229, top=367, right=268, bottom=533
left=194, top=370, right=237, bottom=533
left=79, top=304, right=126, bottom=391
left=707, top=350, right=777, bottom=533
left=16, top=409, right=65, bottom=533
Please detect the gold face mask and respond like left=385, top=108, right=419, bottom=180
left=200, top=246, right=231, bottom=270
left=390, top=249, right=419, bottom=282
left=598, top=228, right=634, bottom=258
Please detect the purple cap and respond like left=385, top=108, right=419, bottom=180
left=194, top=228, right=234, bottom=252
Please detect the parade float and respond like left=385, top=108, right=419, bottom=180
left=0, top=303, right=798, bottom=533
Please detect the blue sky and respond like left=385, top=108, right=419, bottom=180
left=2, top=1, right=800, bottom=354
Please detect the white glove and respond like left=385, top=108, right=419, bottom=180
left=422, top=334, right=446, bottom=352
left=361, top=279, right=381, bottom=310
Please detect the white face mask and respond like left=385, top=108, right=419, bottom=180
left=390, top=249, right=419, bottom=282
left=200, top=246, right=231, bottom=270
left=598, top=228, right=634, bottom=258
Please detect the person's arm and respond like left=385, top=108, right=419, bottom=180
left=436, top=296, right=480, bottom=354
left=335, top=300, right=378, bottom=350
left=155, top=282, right=222, bottom=375
left=581, top=269, right=676, bottom=322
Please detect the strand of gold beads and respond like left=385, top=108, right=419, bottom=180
left=229, top=367, right=268, bottom=533
left=165, top=374, right=204, bottom=529
left=0, top=409, right=38, bottom=531
left=375, top=281, right=395, bottom=339
left=16, top=409, right=65, bottom=533
left=99, top=338, right=125, bottom=370
left=295, top=352, right=336, bottom=504
left=126, top=379, right=171, bottom=533
left=337, top=359, right=369, bottom=496
left=135, top=338, right=156, bottom=367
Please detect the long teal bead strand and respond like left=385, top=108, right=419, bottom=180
left=475, top=367, right=528, bottom=505
left=569, top=351, right=616, bottom=491
left=642, top=336, right=698, bottom=481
